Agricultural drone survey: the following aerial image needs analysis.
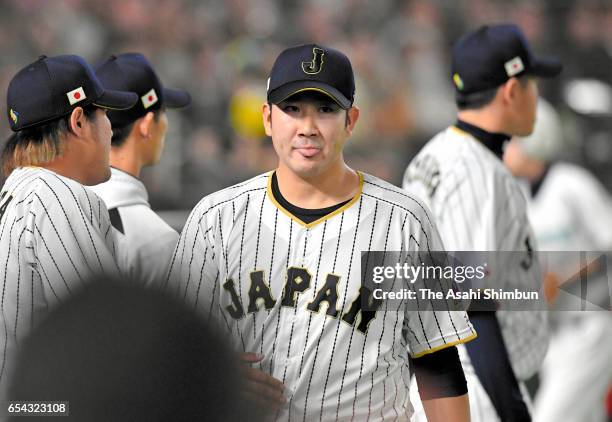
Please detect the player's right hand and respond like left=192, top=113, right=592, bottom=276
left=239, top=353, right=287, bottom=414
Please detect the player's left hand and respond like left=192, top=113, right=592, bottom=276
left=239, top=353, right=286, bottom=414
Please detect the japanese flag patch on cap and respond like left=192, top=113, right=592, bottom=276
left=6, top=55, right=138, bottom=131
left=450, top=24, right=562, bottom=95
left=504, top=57, right=525, bottom=77
left=141, top=88, right=158, bottom=109
left=67, top=86, right=86, bottom=105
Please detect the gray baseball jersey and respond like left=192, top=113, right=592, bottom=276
left=526, top=162, right=612, bottom=422
left=527, top=162, right=612, bottom=251
left=90, top=167, right=179, bottom=287
left=165, top=171, right=475, bottom=421
left=0, top=167, right=120, bottom=397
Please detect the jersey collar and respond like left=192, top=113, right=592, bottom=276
left=266, top=170, right=364, bottom=229
left=454, top=120, right=510, bottom=160
left=91, top=167, right=149, bottom=209
left=270, top=172, right=352, bottom=224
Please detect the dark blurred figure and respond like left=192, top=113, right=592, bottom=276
left=8, top=280, right=250, bottom=422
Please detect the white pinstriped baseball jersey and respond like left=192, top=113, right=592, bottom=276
left=403, top=125, right=548, bottom=381
left=90, top=167, right=179, bottom=287
left=0, top=167, right=120, bottom=397
left=165, top=171, right=475, bottom=421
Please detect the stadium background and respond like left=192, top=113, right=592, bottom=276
left=1, top=0, right=612, bottom=225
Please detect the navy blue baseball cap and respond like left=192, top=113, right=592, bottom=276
left=95, top=53, right=192, bottom=128
left=451, top=24, right=562, bottom=95
left=6, top=55, right=138, bottom=132
left=267, top=44, right=355, bottom=109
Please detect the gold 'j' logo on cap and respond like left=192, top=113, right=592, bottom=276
left=453, top=73, right=464, bottom=90
left=302, top=47, right=325, bottom=75
left=9, top=109, right=18, bottom=124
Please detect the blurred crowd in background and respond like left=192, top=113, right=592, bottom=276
left=2, top=0, right=612, bottom=213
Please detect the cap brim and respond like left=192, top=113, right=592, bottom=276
left=268, top=81, right=352, bottom=109
left=163, top=87, right=191, bottom=108
left=94, top=89, right=138, bottom=110
left=529, top=55, right=562, bottom=78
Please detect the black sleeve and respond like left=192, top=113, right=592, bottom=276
left=411, top=346, right=467, bottom=400
left=464, top=311, right=531, bottom=421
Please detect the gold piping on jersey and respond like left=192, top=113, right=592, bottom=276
left=449, top=125, right=471, bottom=137
left=411, top=332, right=478, bottom=358
left=267, top=170, right=364, bottom=229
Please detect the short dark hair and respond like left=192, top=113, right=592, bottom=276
left=455, top=87, right=499, bottom=110
left=111, top=108, right=165, bottom=147
left=2, top=105, right=98, bottom=176
left=110, top=122, right=134, bottom=147
left=456, top=76, right=530, bottom=110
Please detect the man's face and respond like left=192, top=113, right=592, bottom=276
left=512, top=77, right=539, bottom=137
left=85, top=108, right=113, bottom=184
left=148, top=109, right=169, bottom=165
left=263, top=92, right=356, bottom=179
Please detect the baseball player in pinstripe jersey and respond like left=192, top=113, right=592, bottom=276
left=166, top=44, right=476, bottom=421
left=0, top=55, right=137, bottom=397
left=90, top=53, right=191, bottom=287
left=403, top=24, right=561, bottom=421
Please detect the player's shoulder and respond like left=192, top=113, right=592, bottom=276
left=415, top=126, right=490, bottom=168
left=89, top=167, right=148, bottom=209
left=421, top=126, right=471, bottom=151
left=188, top=172, right=270, bottom=222
left=548, top=162, right=596, bottom=185
left=1, top=167, right=108, bottom=225
left=440, top=126, right=514, bottom=184
left=361, top=172, right=435, bottom=224
left=545, top=161, right=609, bottom=198
left=3, top=167, right=85, bottom=201
left=407, top=126, right=500, bottom=196
left=362, top=172, right=414, bottom=202
left=118, top=204, right=178, bottom=243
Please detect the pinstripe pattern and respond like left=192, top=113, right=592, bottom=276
left=403, top=126, right=548, bottom=421
left=0, top=167, right=120, bottom=398
left=166, top=171, right=474, bottom=421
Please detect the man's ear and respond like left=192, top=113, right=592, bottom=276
left=69, top=107, right=85, bottom=135
left=262, top=103, right=272, bottom=137
left=501, top=78, right=519, bottom=105
left=345, top=106, right=360, bottom=136
left=138, top=112, right=155, bottom=139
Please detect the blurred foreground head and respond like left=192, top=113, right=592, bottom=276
left=9, top=280, right=247, bottom=421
